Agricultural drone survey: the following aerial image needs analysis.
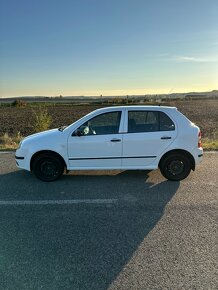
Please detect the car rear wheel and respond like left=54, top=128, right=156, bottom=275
left=160, top=153, right=191, bottom=181
left=32, top=153, right=64, bottom=182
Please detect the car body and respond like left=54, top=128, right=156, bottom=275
left=15, top=106, right=203, bottom=181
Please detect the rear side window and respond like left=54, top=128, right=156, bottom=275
left=128, top=111, right=159, bottom=133
left=159, top=112, right=175, bottom=131
left=128, top=111, right=175, bottom=133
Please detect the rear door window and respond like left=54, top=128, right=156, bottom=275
left=128, top=111, right=175, bottom=133
left=128, top=111, right=159, bottom=133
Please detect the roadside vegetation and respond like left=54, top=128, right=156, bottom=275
left=0, top=107, right=52, bottom=150
left=202, top=130, right=218, bottom=150
left=1, top=135, right=217, bottom=151
left=202, top=139, right=218, bottom=150
left=12, top=99, right=27, bottom=107
left=33, top=107, right=52, bottom=133
left=0, top=132, right=23, bottom=150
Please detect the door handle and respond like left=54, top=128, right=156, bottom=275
left=110, top=138, right=121, bottom=142
left=161, top=136, right=172, bottom=140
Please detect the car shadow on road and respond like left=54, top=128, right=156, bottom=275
left=0, top=169, right=179, bottom=290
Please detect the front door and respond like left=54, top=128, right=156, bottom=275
left=67, top=111, right=123, bottom=169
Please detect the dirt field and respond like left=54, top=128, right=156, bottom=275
left=0, top=99, right=217, bottom=139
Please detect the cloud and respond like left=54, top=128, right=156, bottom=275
left=171, top=55, right=218, bottom=63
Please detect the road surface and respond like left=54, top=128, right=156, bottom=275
left=0, top=152, right=217, bottom=289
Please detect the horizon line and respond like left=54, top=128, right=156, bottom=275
left=1, top=89, right=218, bottom=99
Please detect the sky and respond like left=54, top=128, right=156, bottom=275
left=0, top=0, right=218, bottom=97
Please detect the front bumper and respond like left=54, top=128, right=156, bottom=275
left=15, top=155, right=24, bottom=160
left=15, top=148, right=31, bottom=171
left=15, top=155, right=26, bottom=169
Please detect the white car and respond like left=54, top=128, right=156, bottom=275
left=15, top=106, right=203, bottom=182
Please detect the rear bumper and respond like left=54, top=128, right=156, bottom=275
left=192, top=147, right=203, bottom=166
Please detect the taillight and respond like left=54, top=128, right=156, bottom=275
left=198, top=131, right=202, bottom=148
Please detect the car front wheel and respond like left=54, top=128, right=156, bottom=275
left=32, top=153, right=64, bottom=182
left=159, top=153, right=191, bottom=181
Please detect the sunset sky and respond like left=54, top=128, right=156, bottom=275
left=0, top=0, right=218, bottom=97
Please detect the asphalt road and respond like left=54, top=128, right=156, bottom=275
left=0, top=152, right=217, bottom=290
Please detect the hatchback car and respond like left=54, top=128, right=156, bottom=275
left=15, top=106, right=203, bottom=181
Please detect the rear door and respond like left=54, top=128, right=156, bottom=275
left=122, top=109, right=177, bottom=167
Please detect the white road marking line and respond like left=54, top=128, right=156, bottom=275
left=0, top=199, right=118, bottom=206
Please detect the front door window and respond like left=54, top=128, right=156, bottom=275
left=75, top=111, right=121, bottom=136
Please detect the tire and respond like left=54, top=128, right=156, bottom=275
left=32, top=153, right=64, bottom=182
left=159, top=153, right=191, bottom=181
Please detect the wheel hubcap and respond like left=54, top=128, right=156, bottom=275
left=40, top=161, right=58, bottom=177
left=168, top=160, right=184, bottom=176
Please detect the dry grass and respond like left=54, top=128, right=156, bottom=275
left=0, top=132, right=23, bottom=150
left=0, top=134, right=217, bottom=151
left=202, top=138, right=218, bottom=150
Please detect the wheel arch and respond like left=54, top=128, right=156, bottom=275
left=158, top=149, right=195, bottom=171
left=30, top=150, right=67, bottom=171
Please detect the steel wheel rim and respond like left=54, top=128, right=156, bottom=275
left=168, top=160, right=184, bottom=176
left=40, top=160, right=59, bottom=178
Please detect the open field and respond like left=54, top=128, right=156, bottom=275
left=0, top=99, right=218, bottom=148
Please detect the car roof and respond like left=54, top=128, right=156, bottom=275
left=94, top=105, right=177, bottom=112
